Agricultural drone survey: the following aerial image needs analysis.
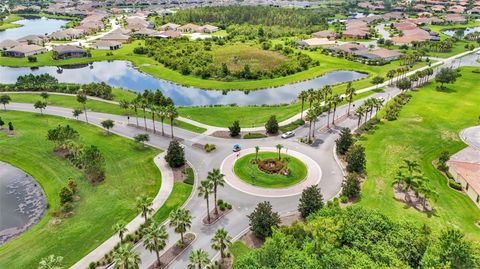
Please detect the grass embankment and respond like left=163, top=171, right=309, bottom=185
left=358, top=67, right=480, bottom=240
left=234, top=152, right=307, bottom=188
left=0, top=110, right=191, bottom=268
left=0, top=14, right=23, bottom=30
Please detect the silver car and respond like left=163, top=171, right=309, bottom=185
left=281, top=131, right=295, bottom=139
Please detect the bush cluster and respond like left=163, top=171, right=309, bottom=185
left=384, top=93, right=411, bottom=121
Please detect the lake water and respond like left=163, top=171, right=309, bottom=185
left=0, top=61, right=368, bottom=106
left=443, top=27, right=480, bottom=38
left=0, top=17, right=67, bottom=41
left=0, top=161, right=47, bottom=244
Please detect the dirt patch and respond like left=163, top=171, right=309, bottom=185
left=53, top=148, right=69, bottom=158
left=393, top=184, right=432, bottom=212
left=1, top=129, right=16, bottom=136
left=280, top=212, right=302, bottom=225
left=172, top=164, right=191, bottom=182
left=149, top=233, right=196, bottom=269
left=240, top=231, right=264, bottom=249
left=202, top=208, right=232, bottom=225
left=211, top=130, right=238, bottom=139
left=48, top=218, right=62, bottom=226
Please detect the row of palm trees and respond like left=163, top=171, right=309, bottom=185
left=354, top=97, right=384, bottom=128
left=198, top=169, right=226, bottom=223
left=188, top=228, right=233, bottom=268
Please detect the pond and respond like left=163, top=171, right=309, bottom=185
left=0, top=61, right=368, bottom=106
left=0, top=161, right=47, bottom=245
left=0, top=17, right=68, bottom=41
left=442, top=27, right=480, bottom=38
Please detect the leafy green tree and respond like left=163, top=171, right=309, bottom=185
left=136, top=194, right=153, bottom=223
left=38, top=254, right=64, bottom=269
left=265, top=115, right=279, bottom=134
left=46, top=125, right=79, bottom=148
left=198, top=179, right=214, bottom=223
left=165, top=140, right=185, bottom=168
left=143, top=220, right=168, bottom=266
left=59, top=186, right=74, bottom=205
left=188, top=249, right=210, bottom=269
left=341, top=174, right=361, bottom=199
left=229, top=120, right=241, bottom=137
left=437, top=151, right=450, bottom=171
left=335, top=128, right=353, bottom=155
left=169, top=208, right=192, bottom=244
left=396, top=79, right=412, bottom=91
left=298, top=185, right=324, bottom=218
left=101, top=119, right=115, bottom=134
left=134, top=133, right=149, bottom=147
left=0, top=94, right=11, bottom=111
left=211, top=228, right=232, bottom=262
left=112, top=243, right=141, bottom=269
left=435, top=67, right=460, bottom=90
left=112, top=220, right=128, bottom=242
left=83, top=145, right=106, bottom=183
left=76, top=91, right=88, bottom=122
left=40, top=92, right=49, bottom=100
left=8, top=122, right=14, bottom=131
left=0, top=117, right=4, bottom=129
left=72, top=109, right=83, bottom=120
left=346, top=144, right=366, bottom=173
left=207, top=168, right=225, bottom=215
left=248, top=201, right=280, bottom=240
left=371, top=76, right=385, bottom=88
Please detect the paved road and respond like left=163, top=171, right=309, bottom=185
left=4, top=48, right=479, bottom=269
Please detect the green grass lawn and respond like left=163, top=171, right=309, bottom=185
left=234, top=152, right=307, bottom=188
left=230, top=241, right=251, bottom=260
left=0, top=110, right=189, bottom=268
left=358, top=67, right=480, bottom=241
left=0, top=14, right=23, bottom=30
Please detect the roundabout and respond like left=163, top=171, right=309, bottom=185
left=221, top=147, right=322, bottom=197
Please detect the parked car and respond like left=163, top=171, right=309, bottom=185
left=281, top=131, right=295, bottom=139
left=233, top=144, right=241, bottom=152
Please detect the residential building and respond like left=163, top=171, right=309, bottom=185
left=92, top=40, right=121, bottom=50
left=3, top=44, right=46, bottom=57
left=53, top=45, right=87, bottom=59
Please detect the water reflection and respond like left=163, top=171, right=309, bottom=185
left=0, top=61, right=367, bottom=106
left=0, top=18, right=67, bottom=41
left=442, top=27, right=480, bottom=38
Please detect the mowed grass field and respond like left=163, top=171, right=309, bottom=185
left=358, top=67, right=480, bottom=240
left=212, top=44, right=288, bottom=72
left=0, top=110, right=191, bottom=268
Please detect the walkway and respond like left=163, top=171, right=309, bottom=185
left=460, top=126, right=480, bottom=151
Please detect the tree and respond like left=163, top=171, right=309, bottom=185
left=47, top=125, right=79, bottom=148
left=112, top=220, right=128, bottom=242
left=166, top=105, right=178, bottom=138
left=255, top=146, right=260, bottom=162
left=34, top=100, right=47, bottom=115
left=335, top=128, right=353, bottom=155
left=112, top=243, right=141, bottom=269
left=136, top=194, right=153, bottom=223
left=143, top=220, right=168, bottom=266
left=211, top=228, right=232, bottom=262
left=305, top=108, right=317, bottom=142
left=188, top=249, right=210, bottom=269
left=40, top=92, right=49, bottom=100
left=134, top=133, right=149, bottom=147
left=330, top=94, right=343, bottom=125
left=0, top=117, right=4, bottom=129
left=297, top=90, right=309, bottom=120
left=83, top=145, right=106, bottom=182
left=345, top=82, right=356, bottom=116
left=0, top=94, right=11, bottom=110
left=72, top=109, right=83, bottom=120
left=342, top=174, right=361, bottom=199
left=131, top=99, right=140, bottom=127
left=198, top=179, right=214, bottom=223
left=396, top=79, right=412, bottom=92
left=101, top=119, right=115, bottom=134
left=38, top=254, right=64, bottom=269
left=119, top=100, right=130, bottom=115
left=158, top=105, right=167, bottom=136
left=265, top=115, right=279, bottom=134
left=169, top=208, right=192, bottom=244
left=207, top=168, right=225, bottom=215
left=8, top=122, right=14, bottom=131
left=76, top=91, right=88, bottom=123
left=165, top=140, right=185, bottom=167
left=248, top=201, right=280, bottom=240
left=346, top=144, right=366, bottom=173
left=276, top=144, right=283, bottom=160
left=59, top=186, right=73, bottom=205
left=229, top=120, right=241, bottom=137
left=435, top=67, right=460, bottom=90
left=298, top=185, right=324, bottom=218
left=371, top=76, right=385, bottom=88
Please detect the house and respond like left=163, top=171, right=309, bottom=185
left=49, top=29, right=86, bottom=40
left=3, top=44, right=46, bottom=57
left=448, top=5, right=466, bottom=13
left=342, top=28, right=370, bottom=39
left=355, top=48, right=402, bottom=61
left=0, top=39, right=21, bottom=50
left=312, top=30, right=337, bottom=39
left=200, top=25, right=219, bottom=33
left=157, top=30, right=182, bottom=38
left=328, top=43, right=368, bottom=53
left=392, top=28, right=432, bottom=45
left=160, top=23, right=181, bottom=31
left=413, top=4, right=426, bottom=11
left=431, top=5, right=445, bottom=12
left=100, top=33, right=131, bottom=43
left=53, top=45, right=87, bottom=59
left=92, top=40, right=121, bottom=50
left=298, top=38, right=339, bottom=48
left=447, top=147, right=480, bottom=207
left=178, top=23, right=202, bottom=33
left=445, top=14, right=467, bottom=24
left=394, top=21, right=418, bottom=31
left=17, top=35, right=48, bottom=45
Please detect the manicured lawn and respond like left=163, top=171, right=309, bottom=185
left=0, top=14, right=22, bottom=30
left=358, top=67, right=480, bottom=240
left=153, top=182, right=192, bottom=222
left=230, top=241, right=251, bottom=260
left=234, top=152, right=307, bottom=188
left=0, top=111, right=169, bottom=268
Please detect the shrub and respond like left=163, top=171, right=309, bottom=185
left=27, top=56, right=37, bottom=62
left=59, top=186, right=74, bottom=205
left=229, top=120, right=241, bottom=137
left=61, top=202, right=74, bottom=213
left=165, top=140, right=185, bottom=167
left=265, top=115, right=279, bottom=134
left=336, top=128, right=353, bottom=155
left=340, top=195, right=348, bottom=203
left=448, top=179, right=462, bottom=190
left=341, top=174, right=361, bottom=199
left=298, top=185, right=324, bottom=218
left=243, top=132, right=267, bottom=139
left=346, top=145, right=366, bottom=174
left=204, top=143, right=216, bottom=152
left=438, top=151, right=450, bottom=172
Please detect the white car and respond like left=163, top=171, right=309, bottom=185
left=281, top=131, right=295, bottom=139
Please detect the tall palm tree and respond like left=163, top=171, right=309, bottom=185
left=198, top=180, right=214, bottom=223
left=207, top=168, right=225, bottom=215
left=331, top=94, right=343, bottom=125
left=150, top=104, right=158, bottom=134
left=325, top=95, right=332, bottom=128
left=136, top=194, right=153, bottom=223
left=130, top=98, right=139, bottom=127
left=119, top=100, right=130, bottom=115
left=112, top=220, right=128, bottom=242
left=306, top=88, right=315, bottom=109
left=76, top=91, right=88, bottom=123
left=345, top=82, right=356, bottom=116
left=306, top=108, right=317, bottom=142
left=297, top=90, right=308, bottom=120
left=255, top=146, right=260, bottom=162
left=211, top=228, right=232, bottom=262
left=188, top=249, right=210, bottom=269
left=139, top=95, right=148, bottom=130
left=355, top=106, right=365, bottom=128
left=386, top=70, right=396, bottom=86
left=38, top=255, right=63, bottom=269
left=143, top=220, right=168, bottom=267
left=169, top=208, right=192, bottom=244
left=311, top=103, right=321, bottom=138
left=322, top=85, right=332, bottom=102
left=167, top=105, right=178, bottom=139
left=276, top=144, right=283, bottom=160
left=158, top=105, right=167, bottom=136
left=113, top=243, right=141, bottom=269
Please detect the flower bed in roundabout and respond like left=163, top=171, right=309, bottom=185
left=233, top=152, right=307, bottom=188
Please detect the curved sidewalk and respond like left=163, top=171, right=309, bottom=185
left=460, top=126, right=480, bottom=151
left=70, top=152, right=174, bottom=269
left=220, top=147, right=322, bottom=197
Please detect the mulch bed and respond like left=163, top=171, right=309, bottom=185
left=127, top=124, right=184, bottom=142
left=202, top=208, right=232, bottom=225
left=1, top=129, right=16, bottom=136
left=172, top=164, right=191, bottom=183
left=240, top=231, right=264, bottom=249
left=210, top=130, right=276, bottom=139
left=149, top=233, right=196, bottom=269
left=280, top=212, right=303, bottom=226
left=393, top=184, right=433, bottom=212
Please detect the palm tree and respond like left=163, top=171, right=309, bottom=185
left=393, top=160, right=423, bottom=202
left=255, top=146, right=260, bottom=162
left=305, top=108, right=317, bottom=142
left=112, top=220, right=128, bottom=242
left=306, top=88, right=315, bottom=109
left=198, top=179, right=214, bottom=223
left=167, top=105, right=178, bottom=139
left=136, top=194, right=153, bottom=223
left=345, top=82, right=356, bottom=116
left=325, top=96, right=332, bottom=128
left=297, top=90, right=308, bottom=120
left=113, top=243, right=141, bottom=269
left=311, top=103, right=321, bottom=139
left=119, top=100, right=130, bottom=115
left=150, top=104, right=157, bottom=134
left=188, top=249, right=210, bottom=269
left=355, top=106, right=365, bottom=128
left=169, top=208, right=192, bottom=244
left=76, top=91, right=88, bottom=123
left=211, top=228, right=232, bottom=262
left=158, top=105, right=167, bottom=136
left=143, top=220, right=168, bottom=267
left=276, top=144, right=283, bottom=160
left=331, top=94, right=343, bottom=125
left=38, top=255, right=63, bottom=269
left=322, top=85, right=332, bottom=101
left=139, top=95, right=148, bottom=130
left=416, top=180, right=438, bottom=210
left=130, top=98, right=139, bottom=127
left=207, top=168, right=225, bottom=215
left=72, top=109, right=82, bottom=120
left=386, top=70, right=395, bottom=86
